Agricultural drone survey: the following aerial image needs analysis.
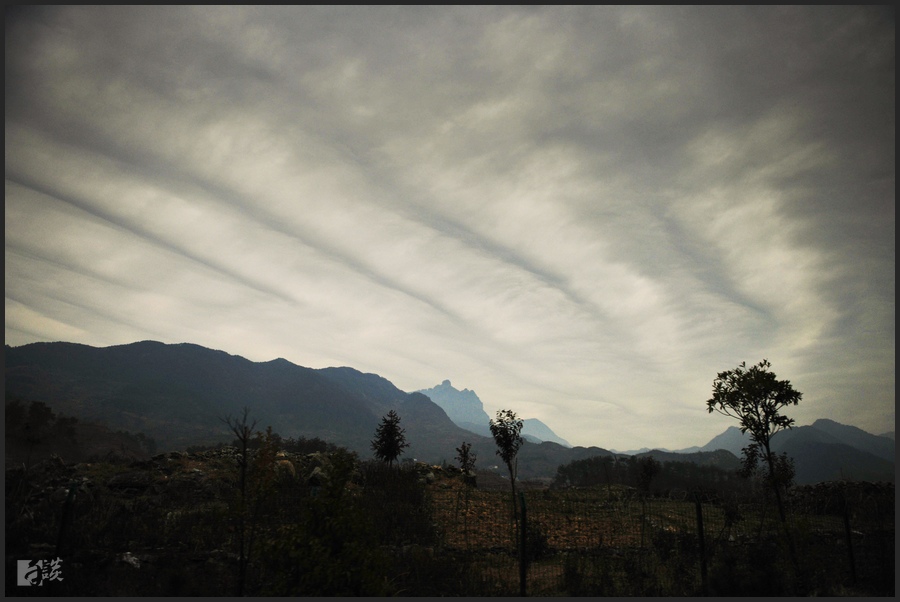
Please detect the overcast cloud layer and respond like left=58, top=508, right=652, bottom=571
left=5, top=6, right=894, bottom=450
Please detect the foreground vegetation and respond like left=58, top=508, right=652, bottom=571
left=6, top=435, right=894, bottom=596
left=6, top=384, right=892, bottom=596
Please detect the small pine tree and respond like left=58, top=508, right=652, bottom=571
left=455, top=441, right=476, bottom=480
left=371, top=410, right=410, bottom=468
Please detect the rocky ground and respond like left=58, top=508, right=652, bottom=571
left=6, top=447, right=490, bottom=595
left=6, top=448, right=335, bottom=595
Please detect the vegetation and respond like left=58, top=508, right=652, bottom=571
left=489, top=409, right=525, bottom=546
left=455, top=441, right=476, bottom=485
left=371, top=410, right=410, bottom=468
left=5, top=372, right=891, bottom=597
left=219, top=408, right=260, bottom=596
left=552, top=454, right=752, bottom=497
left=5, top=399, right=157, bottom=467
left=5, top=424, right=892, bottom=597
left=455, top=441, right=477, bottom=548
left=636, top=456, right=661, bottom=495
left=186, top=433, right=341, bottom=456
left=706, top=359, right=801, bottom=524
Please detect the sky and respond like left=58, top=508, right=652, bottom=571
left=5, top=6, right=895, bottom=451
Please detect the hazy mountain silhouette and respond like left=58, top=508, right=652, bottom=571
left=772, top=428, right=895, bottom=484
left=417, top=380, right=572, bottom=447
left=417, top=380, right=491, bottom=427
left=5, top=341, right=890, bottom=484
left=4, top=341, right=477, bottom=463
left=5, top=341, right=590, bottom=478
left=681, top=421, right=894, bottom=485
left=808, top=418, right=894, bottom=462
left=693, top=426, right=749, bottom=456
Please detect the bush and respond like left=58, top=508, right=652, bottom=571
left=255, top=494, right=393, bottom=596
left=357, top=461, right=437, bottom=547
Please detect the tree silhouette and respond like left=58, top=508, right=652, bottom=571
left=220, top=407, right=258, bottom=597
left=706, top=358, right=800, bottom=539
left=455, top=441, right=477, bottom=549
left=371, top=410, right=409, bottom=468
left=637, top=456, right=661, bottom=495
left=490, top=409, right=524, bottom=535
left=455, top=441, right=477, bottom=485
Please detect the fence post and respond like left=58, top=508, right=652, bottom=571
left=641, top=497, right=646, bottom=549
left=519, top=491, right=527, bottom=596
left=840, top=489, right=857, bottom=585
left=694, top=492, right=708, bottom=596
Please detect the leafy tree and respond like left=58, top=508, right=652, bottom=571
left=455, top=441, right=477, bottom=548
left=283, top=436, right=338, bottom=455
left=371, top=410, right=409, bottom=468
left=490, top=409, right=525, bottom=534
left=636, top=456, right=661, bottom=495
left=5, top=399, right=26, bottom=431
left=706, top=359, right=800, bottom=525
left=490, top=409, right=526, bottom=593
left=23, top=400, right=56, bottom=452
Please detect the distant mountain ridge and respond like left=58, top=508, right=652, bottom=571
left=678, top=420, right=895, bottom=485
left=634, top=449, right=741, bottom=472
left=4, top=341, right=468, bottom=462
left=5, top=341, right=589, bottom=479
left=5, top=341, right=891, bottom=485
left=417, top=380, right=572, bottom=447
left=417, top=380, right=491, bottom=426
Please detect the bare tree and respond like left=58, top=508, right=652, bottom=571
left=220, top=407, right=258, bottom=596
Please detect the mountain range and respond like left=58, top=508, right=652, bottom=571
left=4, top=341, right=603, bottom=479
left=679, top=421, right=896, bottom=485
left=4, top=341, right=894, bottom=484
left=416, top=379, right=572, bottom=447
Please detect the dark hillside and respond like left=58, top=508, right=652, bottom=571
left=7, top=341, right=891, bottom=484
left=809, top=418, right=895, bottom=462
left=776, top=438, right=896, bottom=485
left=4, top=342, right=487, bottom=466
left=5, top=341, right=379, bottom=451
left=635, top=449, right=741, bottom=471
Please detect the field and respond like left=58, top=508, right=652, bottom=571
left=425, top=476, right=894, bottom=596
left=6, top=449, right=894, bottom=596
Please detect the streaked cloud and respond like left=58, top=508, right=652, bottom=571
left=6, top=6, right=894, bottom=449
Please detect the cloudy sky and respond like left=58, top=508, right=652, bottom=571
left=5, top=6, right=894, bottom=450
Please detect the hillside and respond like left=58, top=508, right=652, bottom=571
left=4, top=341, right=483, bottom=466
left=4, top=341, right=598, bottom=478
left=6, top=340, right=892, bottom=484
left=633, top=449, right=741, bottom=472
left=689, top=422, right=895, bottom=485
